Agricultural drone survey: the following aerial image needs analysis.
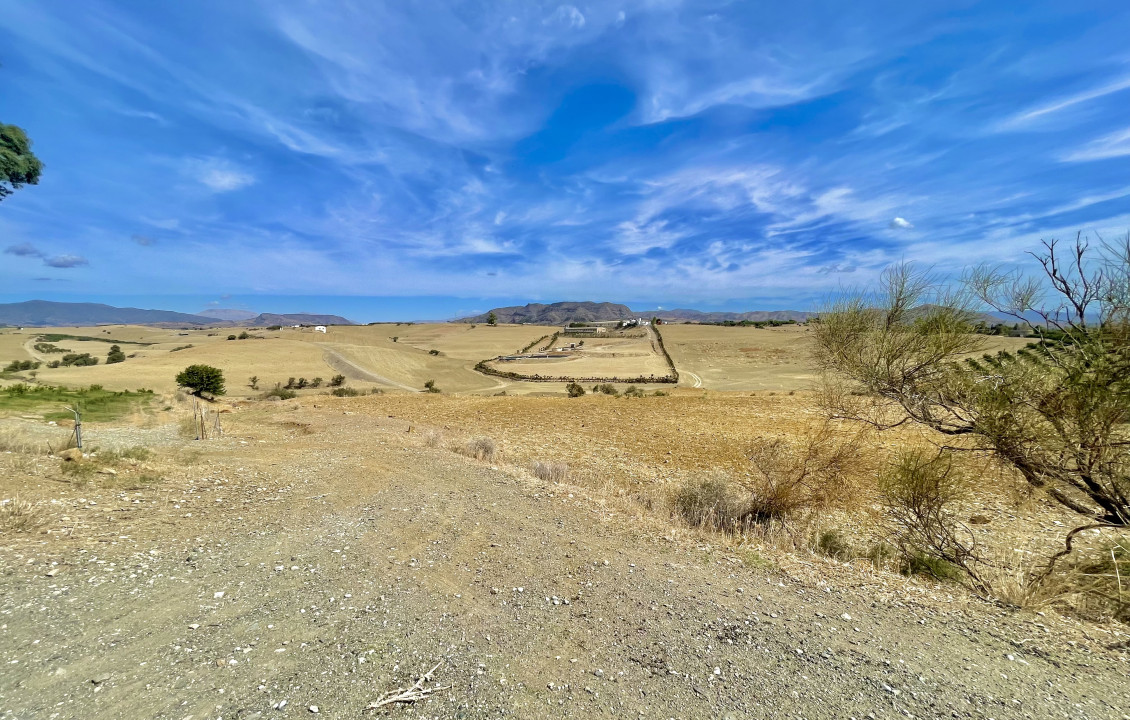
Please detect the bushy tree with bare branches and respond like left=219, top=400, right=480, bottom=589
left=814, top=234, right=1130, bottom=577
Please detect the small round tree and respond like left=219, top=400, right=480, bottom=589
left=176, top=364, right=225, bottom=397
left=487, top=311, right=498, bottom=326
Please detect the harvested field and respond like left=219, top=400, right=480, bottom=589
left=483, top=328, right=672, bottom=382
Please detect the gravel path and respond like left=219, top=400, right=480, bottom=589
left=1, top=403, right=1127, bottom=719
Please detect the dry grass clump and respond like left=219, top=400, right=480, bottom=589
left=456, top=437, right=498, bottom=462
left=0, top=426, right=75, bottom=455
left=0, top=495, right=44, bottom=533
left=981, top=543, right=1128, bottom=622
left=423, top=429, right=445, bottom=448
left=671, top=474, right=752, bottom=534
left=532, top=460, right=569, bottom=483
left=0, top=427, right=40, bottom=454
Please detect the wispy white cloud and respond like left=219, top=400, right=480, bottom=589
left=1061, top=127, right=1130, bottom=162
left=889, top=217, right=913, bottom=229
left=181, top=157, right=256, bottom=192
left=1000, top=75, right=1130, bottom=130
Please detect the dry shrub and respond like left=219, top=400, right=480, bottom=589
left=532, top=461, right=569, bottom=483
left=457, top=437, right=498, bottom=462
left=423, top=429, right=445, bottom=448
left=1, top=495, right=44, bottom=533
left=739, top=423, right=864, bottom=523
left=879, top=449, right=988, bottom=591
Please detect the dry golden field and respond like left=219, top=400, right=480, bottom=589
left=1, top=322, right=1053, bottom=398
left=662, top=323, right=1037, bottom=391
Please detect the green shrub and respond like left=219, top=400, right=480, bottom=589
left=175, top=364, right=225, bottom=397
left=60, top=353, right=97, bottom=367
left=331, top=387, right=360, bottom=397
left=4, top=360, right=40, bottom=372
left=428, top=349, right=441, bottom=356
left=227, top=335, right=237, bottom=340
left=310, top=377, right=322, bottom=388
left=329, top=374, right=346, bottom=387
left=623, top=385, right=645, bottom=398
left=566, top=382, right=586, bottom=397
left=814, top=529, right=853, bottom=560
left=592, top=383, right=618, bottom=396
left=423, top=379, right=441, bottom=393
left=262, top=386, right=297, bottom=400
left=879, top=450, right=987, bottom=591
left=106, top=345, right=126, bottom=364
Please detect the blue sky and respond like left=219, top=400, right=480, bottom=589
left=2, top=1, right=1129, bottom=321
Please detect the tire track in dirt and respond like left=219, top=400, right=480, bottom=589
left=22, top=337, right=48, bottom=363
left=316, top=343, right=420, bottom=392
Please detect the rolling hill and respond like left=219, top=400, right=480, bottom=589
left=0, top=300, right=213, bottom=327
left=0, top=300, right=354, bottom=327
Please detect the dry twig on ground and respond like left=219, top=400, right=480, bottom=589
left=364, top=659, right=449, bottom=712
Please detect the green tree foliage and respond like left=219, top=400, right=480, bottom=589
left=0, top=124, right=43, bottom=202
left=566, top=381, right=586, bottom=397
left=106, top=345, right=126, bottom=364
left=487, top=311, right=498, bottom=326
left=60, top=353, right=97, bottom=367
left=175, top=364, right=225, bottom=396
left=4, top=359, right=40, bottom=372
left=815, top=235, right=1130, bottom=572
left=329, top=374, right=345, bottom=387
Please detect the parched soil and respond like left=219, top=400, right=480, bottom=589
left=2, top=397, right=1128, bottom=719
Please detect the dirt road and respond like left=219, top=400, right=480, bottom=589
left=2, top=402, right=1128, bottom=719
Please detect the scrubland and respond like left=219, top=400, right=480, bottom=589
left=1, top=322, right=1128, bottom=718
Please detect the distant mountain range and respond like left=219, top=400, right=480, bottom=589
left=459, top=302, right=635, bottom=325
left=0, top=301, right=353, bottom=327
left=457, top=301, right=814, bottom=325
left=640, top=308, right=814, bottom=323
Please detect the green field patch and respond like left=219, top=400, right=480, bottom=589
left=0, top=383, right=154, bottom=421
